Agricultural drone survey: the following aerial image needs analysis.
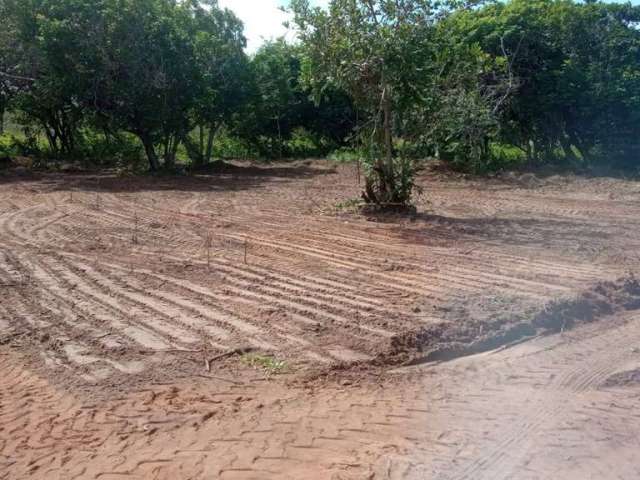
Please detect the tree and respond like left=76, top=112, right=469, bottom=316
left=82, top=0, right=200, bottom=170
left=236, top=40, right=307, bottom=159
left=234, top=40, right=356, bottom=159
left=182, top=0, right=251, bottom=166
left=554, top=1, right=640, bottom=167
left=0, top=0, right=91, bottom=155
left=446, top=0, right=640, bottom=168
left=291, top=0, right=457, bottom=205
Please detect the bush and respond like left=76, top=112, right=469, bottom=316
left=77, top=131, right=145, bottom=168
left=212, top=133, right=257, bottom=160
left=3, top=134, right=45, bottom=158
left=328, top=147, right=363, bottom=164
left=486, top=144, right=527, bottom=172
left=0, top=135, right=15, bottom=157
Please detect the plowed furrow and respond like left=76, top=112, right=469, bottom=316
left=59, top=257, right=287, bottom=350
left=104, top=221, right=400, bottom=316
left=98, top=258, right=386, bottom=358
left=33, top=256, right=179, bottom=351
left=108, top=201, right=569, bottom=301
left=222, top=232, right=551, bottom=300
left=24, top=256, right=172, bottom=351
left=104, top=257, right=395, bottom=342
left=304, top=230, right=596, bottom=293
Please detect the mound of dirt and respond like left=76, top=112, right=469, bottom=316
left=603, top=369, right=640, bottom=388
left=0, top=156, right=12, bottom=169
left=188, top=161, right=239, bottom=174
left=190, top=160, right=331, bottom=177
left=534, top=275, right=640, bottom=331
left=380, top=275, right=640, bottom=366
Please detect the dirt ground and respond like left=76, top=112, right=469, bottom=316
left=2, top=161, right=640, bottom=479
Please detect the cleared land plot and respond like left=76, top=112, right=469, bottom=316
left=3, top=162, right=640, bottom=479
left=1, top=163, right=640, bottom=386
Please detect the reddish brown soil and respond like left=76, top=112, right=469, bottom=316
left=2, top=161, right=640, bottom=479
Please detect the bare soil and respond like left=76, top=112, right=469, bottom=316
left=2, top=161, right=640, bottom=479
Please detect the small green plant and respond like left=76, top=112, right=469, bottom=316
left=0, top=135, right=15, bottom=158
left=335, top=197, right=365, bottom=212
left=241, top=353, right=289, bottom=375
left=328, top=147, right=363, bottom=164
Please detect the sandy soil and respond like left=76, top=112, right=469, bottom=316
left=1, top=161, right=640, bottom=479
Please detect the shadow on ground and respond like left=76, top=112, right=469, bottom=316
left=0, top=161, right=337, bottom=194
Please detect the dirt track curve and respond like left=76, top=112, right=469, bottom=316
left=2, top=310, right=639, bottom=479
left=2, top=162, right=640, bottom=478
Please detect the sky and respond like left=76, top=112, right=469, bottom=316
left=219, top=0, right=639, bottom=53
left=218, top=0, right=328, bottom=53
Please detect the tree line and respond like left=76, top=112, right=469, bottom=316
left=1, top=0, right=639, bottom=204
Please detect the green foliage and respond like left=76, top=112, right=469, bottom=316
left=76, top=132, right=145, bottom=169
left=0, top=135, right=15, bottom=158
left=234, top=40, right=355, bottom=159
left=209, top=130, right=257, bottom=161
left=488, top=144, right=527, bottom=172
left=443, top=0, right=640, bottom=171
left=291, top=0, right=460, bottom=205
left=241, top=353, right=290, bottom=375
left=328, top=147, right=364, bottom=164
left=0, top=133, right=44, bottom=158
left=0, top=0, right=252, bottom=170
left=182, top=1, right=250, bottom=166
left=1, top=0, right=639, bottom=178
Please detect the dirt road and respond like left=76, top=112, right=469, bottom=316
left=2, top=309, right=639, bottom=479
left=2, top=162, right=640, bottom=478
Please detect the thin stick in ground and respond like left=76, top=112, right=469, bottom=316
left=132, top=210, right=139, bottom=245
left=95, top=177, right=101, bottom=211
left=206, top=231, right=212, bottom=271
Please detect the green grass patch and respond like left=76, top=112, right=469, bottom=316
left=328, top=147, right=363, bottom=164
left=335, top=197, right=365, bottom=212
left=241, top=353, right=290, bottom=375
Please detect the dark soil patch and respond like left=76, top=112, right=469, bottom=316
left=360, top=203, right=418, bottom=218
left=534, top=275, right=640, bottom=331
left=603, top=369, right=640, bottom=388
left=377, top=275, right=640, bottom=366
left=0, top=156, right=12, bottom=169
left=189, top=160, right=334, bottom=178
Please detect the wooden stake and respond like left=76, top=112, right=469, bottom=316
left=244, top=238, right=248, bottom=264
left=95, top=178, right=100, bottom=210
left=133, top=211, right=139, bottom=245
left=206, top=232, right=211, bottom=271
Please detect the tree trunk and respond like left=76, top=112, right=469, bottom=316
left=0, top=101, right=5, bottom=135
left=525, top=140, right=533, bottom=165
left=568, top=131, right=588, bottom=166
left=378, top=82, right=394, bottom=202
left=170, top=134, right=179, bottom=166
left=527, top=139, right=537, bottom=167
left=163, top=134, right=177, bottom=169
left=140, top=133, right=160, bottom=171
left=204, top=122, right=219, bottom=165
left=382, top=85, right=393, bottom=178
left=559, top=136, right=579, bottom=164
left=42, top=122, right=60, bottom=156
left=182, top=132, right=202, bottom=166
left=276, top=117, right=283, bottom=160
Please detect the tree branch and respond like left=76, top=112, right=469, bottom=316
left=0, top=71, right=35, bottom=82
